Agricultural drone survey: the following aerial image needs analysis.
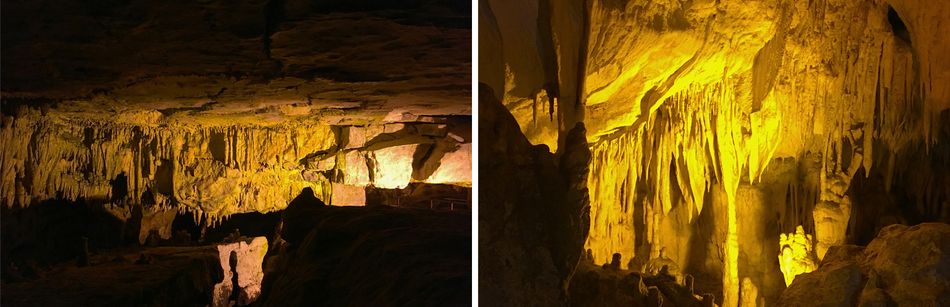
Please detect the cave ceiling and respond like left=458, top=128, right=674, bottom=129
left=1, top=0, right=472, bottom=126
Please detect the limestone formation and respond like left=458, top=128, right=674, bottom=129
left=1, top=108, right=471, bottom=223
left=642, top=248, right=682, bottom=283
left=779, top=223, right=950, bottom=306
left=212, top=236, right=268, bottom=307
left=1, top=0, right=472, bottom=223
left=2, top=1, right=471, bottom=305
left=481, top=0, right=950, bottom=305
left=778, top=225, right=818, bottom=286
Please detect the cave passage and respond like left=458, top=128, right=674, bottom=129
left=479, top=0, right=950, bottom=306
left=0, top=0, right=473, bottom=305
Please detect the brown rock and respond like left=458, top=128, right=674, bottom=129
left=779, top=223, right=950, bottom=306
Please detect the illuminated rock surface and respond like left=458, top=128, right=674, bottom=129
left=1, top=0, right=472, bottom=224
left=778, top=225, right=818, bottom=287
left=1, top=108, right=471, bottom=224
left=779, top=223, right=950, bottom=306
left=212, top=236, right=268, bottom=307
left=482, top=0, right=949, bottom=305
left=2, top=0, right=471, bottom=305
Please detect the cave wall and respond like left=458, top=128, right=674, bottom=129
left=481, top=0, right=950, bottom=305
left=1, top=108, right=471, bottom=225
left=1, top=0, right=473, bottom=227
left=478, top=85, right=591, bottom=306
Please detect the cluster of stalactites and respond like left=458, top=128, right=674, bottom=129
left=582, top=0, right=948, bottom=267
left=0, top=111, right=335, bottom=226
left=585, top=79, right=782, bottom=266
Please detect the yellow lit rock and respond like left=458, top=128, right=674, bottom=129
left=344, top=150, right=372, bottom=186
left=213, top=236, right=269, bottom=306
left=331, top=183, right=367, bottom=207
left=778, top=225, right=818, bottom=287
left=1, top=108, right=471, bottom=224
left=483, top=0, right=950, bottom=305
left=371, top=144, right=417, bottom=189
left=427, top=143, right=473, bottom=186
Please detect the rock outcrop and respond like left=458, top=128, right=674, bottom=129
left=212, top=236, right=268, bottom=307
left=256, top=189, right=471, bottom=306
left=478, top=84, right=591, bottom=305
left=779, top=223, right=950, bottom=306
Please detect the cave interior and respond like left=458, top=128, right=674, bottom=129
left=478, top=0, right=949, bottom=305
left=1, top=0, right=472, bottom=305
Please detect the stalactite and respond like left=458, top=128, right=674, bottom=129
left=585, top=77, right=776, bottom=288
left=575, top=1, right=949, bottom=303
left=2, top=109, right=471, bottom=225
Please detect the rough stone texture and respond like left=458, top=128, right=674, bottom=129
left=0, top=111, right=471, bottom=223
left=343, top=150, right=373, bottom=186
left=1, top=1, right=471, bottom=305
left=779, top=223, right=950, bottom=306
left=371, top=144, right=417, bottom=189
left=478, top=84, right=591, bottom=305
left=138, top=207, right=179, bottom=244
left=425, top=143, right=473, bottom=186
left=779, top=246, right=866, bottom=307
left=330, top=183, right=366, bottom=206
left=569, top=260, right=711, bottom=307
left=257, top=189, right=471, bottom=306
left=1, top=0, right=471, bottom=125
left=1, top=0, right=472, bottom=223
left=482, top=0, right=950, bottom=305
left=212, top=236, right=268, bottom=307
left=863, top=223, right=950, bottom=305
left=344, top=125, right=385, bottom=150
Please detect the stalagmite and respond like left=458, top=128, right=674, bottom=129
left=778, top=226, right=818, bottom=286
